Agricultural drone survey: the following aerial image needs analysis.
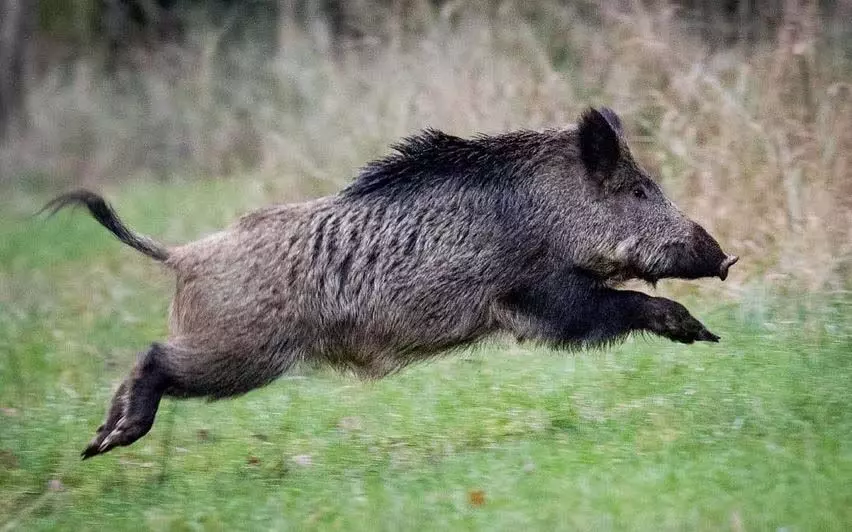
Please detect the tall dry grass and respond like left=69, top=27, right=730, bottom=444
left=2, top=1, right=850, bottom=295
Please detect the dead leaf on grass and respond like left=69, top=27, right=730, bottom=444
left=0, top=449, right=19, bottom=469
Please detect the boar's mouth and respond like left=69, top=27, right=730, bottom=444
left=580, top=230, right=738, bottom=284
left=645, top=247, right=738, bottom=283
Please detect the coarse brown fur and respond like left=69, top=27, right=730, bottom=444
left=43, top=107, right=738, bottom=459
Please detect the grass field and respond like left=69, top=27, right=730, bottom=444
left=1, top=180, right=851, bottom=531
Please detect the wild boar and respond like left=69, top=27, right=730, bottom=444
left=44, top=107, right=737, bottom=459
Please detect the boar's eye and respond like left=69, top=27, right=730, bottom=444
left=632, top=187, right=647, bottom=200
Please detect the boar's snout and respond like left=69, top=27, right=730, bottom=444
left=654, top=223, right=736, bottom=282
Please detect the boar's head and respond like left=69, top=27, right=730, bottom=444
left=538, top=107, right=737, bottom=284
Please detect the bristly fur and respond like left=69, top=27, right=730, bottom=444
left=341, top=128, right=550, bottom=199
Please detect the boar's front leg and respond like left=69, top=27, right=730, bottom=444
left=498, top=272, right=719, bottom=347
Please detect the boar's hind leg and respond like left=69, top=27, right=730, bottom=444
left=82, top=343, right=171, bottom=459
left=500, top=273, right=719, bottom=346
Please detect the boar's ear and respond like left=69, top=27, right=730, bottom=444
left=578, top=107, right=623, bottom=176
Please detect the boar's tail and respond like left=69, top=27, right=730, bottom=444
left=40, top=190, right=170, bottom=262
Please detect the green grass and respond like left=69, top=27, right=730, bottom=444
left=1, top=181, right=851, bottom=531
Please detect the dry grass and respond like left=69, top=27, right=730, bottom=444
left=1, top=1, right=849, bottom=293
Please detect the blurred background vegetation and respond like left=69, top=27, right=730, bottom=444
left=1, top=0, right=851, bottom=293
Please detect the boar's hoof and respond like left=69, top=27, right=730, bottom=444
left=718, top=255, right=739, bottom=281
left=671, top=323, right=721, bottom=344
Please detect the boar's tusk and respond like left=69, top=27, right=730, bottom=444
left=718, top=255, right=739, bottom=281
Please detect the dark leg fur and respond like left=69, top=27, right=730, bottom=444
left=82, top=344, right=171, bottom=460
left=499, top=270, right=719, bottom=347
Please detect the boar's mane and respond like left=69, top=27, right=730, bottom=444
left=341, top=128, right=556, bottom=200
